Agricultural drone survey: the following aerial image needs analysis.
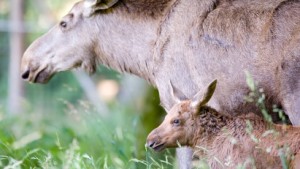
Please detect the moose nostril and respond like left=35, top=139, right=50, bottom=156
left=21, top=70, right=30, bottom=79
left=148, top=141, right=156, bottom=148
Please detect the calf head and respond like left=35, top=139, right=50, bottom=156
left=21, top=0, right=119, bottom=83
left=146, top=80, right=217, bottom=151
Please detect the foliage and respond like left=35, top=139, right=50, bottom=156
left=245, top=71, right=288, bottom=124
left=1, top=0, right=294, bottom=168
left=244, top=72, right=290, bottom=168
left=0, top=84, right=174, bottom=169
left=0, top=1, right=174, bottom=168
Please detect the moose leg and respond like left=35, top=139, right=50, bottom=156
left=176, top=147, right=193, bottom=169
left=280, top=57, right=300, bottom=126
left=281, top=35, right=300, bottom=125
left=282, top=93, right=300, bottom=126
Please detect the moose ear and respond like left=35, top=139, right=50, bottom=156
left=84, top=0, right=118, bottom=17
left=169, top=80, right=181, bottom=105
left=190, top=79, right=217, bottom=110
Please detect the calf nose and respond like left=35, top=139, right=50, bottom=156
left=147, top=140, right=156, bottom=148
left=21, top=69, right=30, bottom=79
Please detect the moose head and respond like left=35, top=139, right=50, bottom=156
left=21, top=0, right=119, bottom=83
left=146, top=79, right=217, bottom=151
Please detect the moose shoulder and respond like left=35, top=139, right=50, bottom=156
left=21, top=0, right=300, bottom=124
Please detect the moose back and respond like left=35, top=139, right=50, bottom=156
left=21, top=0, right=300, bottom=129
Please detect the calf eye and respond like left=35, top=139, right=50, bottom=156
left=173, top=119, right=180, bottom=126
left=60, top=21, right=67, bottom=28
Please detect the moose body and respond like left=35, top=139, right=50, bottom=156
left=21, top=0, right=300, bottom=168
left=21, top=0, right=300, bottom=124
left=147, top=80, right=300, bottom=168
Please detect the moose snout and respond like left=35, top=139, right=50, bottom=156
left=146, top=134, right=166, bottom=152
left=147, top=140, right=156, bottom=148
left=146, top=130, right=158, bottom=148
left=146, top=129, right=167, bottom=152
left=21, top=69, right=30, bottom=80
left=21, top=51, right=32, bottom=80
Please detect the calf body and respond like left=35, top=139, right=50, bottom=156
left=147, top=81, right=300, bottom=168
left=191, top=109, right=300, bottom=168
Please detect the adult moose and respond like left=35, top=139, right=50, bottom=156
left=21, top=0, right=300, bottom=168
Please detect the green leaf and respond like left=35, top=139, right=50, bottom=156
left=245, top=71, right=256, bottom=92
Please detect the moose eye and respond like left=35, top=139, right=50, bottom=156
left=60, top=21, right=67, bottom=28
left=173, top=119, right=180, bottom=126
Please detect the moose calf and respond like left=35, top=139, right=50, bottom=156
left=147, top=80, right=300, bottom=169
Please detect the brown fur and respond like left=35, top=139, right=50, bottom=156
left=147, top=81, right=300, bottom=168
left=193, top=109, right=300, bottom=169
left=21, top=0, right=300, bottom=125
left=117, top=0, right=172, bottom=18
left=21, top=0, right=300, bottom=168
left=147, top=103, right=300, bottom=169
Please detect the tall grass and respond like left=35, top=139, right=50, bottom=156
left=0, top=100, right=174, bottom=169
left=1, top=72, right=293, bottom=169
left=0, top=72, right=174, bottom=169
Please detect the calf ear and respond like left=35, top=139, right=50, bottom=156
left=191, top=79, right=217, bottom=110
left=169, top=80, right=181, bottom=105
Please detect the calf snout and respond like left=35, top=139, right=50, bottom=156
left=147, top=140, right=157, bottom=148
left=146, top=129, right=158, bottom=148
left=146, top=129, right=167, bottom=152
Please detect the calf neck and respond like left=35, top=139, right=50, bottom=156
left=147, top=80, right=300, bottom=168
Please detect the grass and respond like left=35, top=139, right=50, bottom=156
left=0, top=70, right=293, bottom=169
left=0, top=71, right=174, bottom=169
left=0, top=99, right=175, bottom=169
left=244, top=72, right=291, bottom=168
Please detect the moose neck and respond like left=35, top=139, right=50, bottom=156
left=92, top=8, right=162, bottom=85
left=90, top=0, right=217, bottom=86
left=191, top=107, right=230, bottom=147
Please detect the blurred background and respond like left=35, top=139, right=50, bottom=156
left=0, top=0, right=175, bottom=168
